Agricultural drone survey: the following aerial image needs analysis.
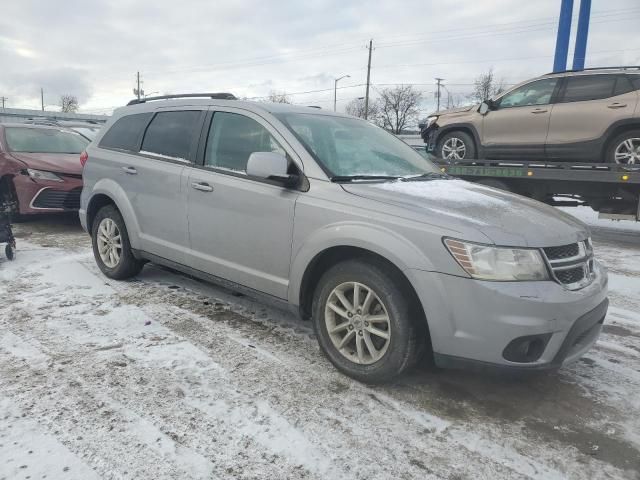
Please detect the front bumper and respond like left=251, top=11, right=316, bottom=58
left=13, top=173, right=83, bottom=215
left=420, top=125, right=438, bottom=151
left=407, top=260, right=608, bottom=370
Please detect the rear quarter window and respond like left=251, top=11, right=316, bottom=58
left=99, top=113, right=153, bottom=152
left=630, top=75, right=640, bottom=91
left=560, top=75, right=616, bottom=102
left=140, top=110, right=202, bottom=161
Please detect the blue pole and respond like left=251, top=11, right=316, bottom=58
left=553, top=0, right=574, bottom=72
left=572, top=0, right=591, bottom=70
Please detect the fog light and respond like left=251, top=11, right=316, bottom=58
left=502, top=334, right=552, bottom=363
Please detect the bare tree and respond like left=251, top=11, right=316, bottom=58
left=376, top=85, right=422, bottom=134
left=345, top=97, right=380, bottom=119
left=59, top=94, right=79, bottom=113
left=266, top=90, right=292, bottom=104
left=472, top=68, right=504, bottom=103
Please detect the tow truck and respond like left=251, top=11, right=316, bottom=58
left=432, top=158, right=640, bottom=222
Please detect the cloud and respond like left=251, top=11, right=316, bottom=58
left=0, top=0, right=638, bottom=113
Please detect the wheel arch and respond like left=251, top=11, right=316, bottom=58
left=602, top=119, right=640, bottom=160
left=297, top=245, right=430, bottom=345
left=85, top=179, right=141, bottom=248
left=435, top=123, right=481, bottom=157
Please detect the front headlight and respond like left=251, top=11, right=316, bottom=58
left=26, top=169, right=64, bottom=182
left=425, top=115, right=439, bottom=128
left=444, top=238, right=549, bottom=281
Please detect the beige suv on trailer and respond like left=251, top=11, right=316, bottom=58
left=422, top=67, right=640, bottom=163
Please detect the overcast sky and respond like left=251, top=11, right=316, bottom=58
left=1, top=0, right=639, bottom=117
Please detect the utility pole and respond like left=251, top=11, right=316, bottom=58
left=41, top=88, right=44, bottom=111
left=435, top=78, right=444, bottom=111
left=0, top=97, right=7, bottom=109
left=334, top=75, right=350, bottom=112
left=137, top=72, right=141, bottom=101
left=364, top=39, right=373, bottom=120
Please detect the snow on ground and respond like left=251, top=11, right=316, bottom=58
left=0, top=215, right=639, bottom=479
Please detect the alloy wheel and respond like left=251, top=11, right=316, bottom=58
left=442, top=137, right=467, bottom=160
left=96, top=218, right=122, bottom=268
left=614, top=138, right=640, bottom=164
left=324, top=281, right=391, bottom=365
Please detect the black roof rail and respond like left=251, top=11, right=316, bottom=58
left=127, top=93, right=237, bottom=106
left=546, top=65, right=640, bottom=75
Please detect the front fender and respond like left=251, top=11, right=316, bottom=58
left=86, top=179, right=141, bottom=249
left=288, top=221, right=434, bottom=306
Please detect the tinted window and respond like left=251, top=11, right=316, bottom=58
left=560, top=75, right=616, bottom=102
left=205, top=112, right=285, bottom=172
left=629, top=75, right=640, bottom=91
left=141, top=111, right=201, bottom=160
left=498, top=78, right=558, bottom=108
left=99, top=113, right=152, bottom=151
left=613, top=76, right=634, bottom=96
left=5, top=127, right=88, bottom=154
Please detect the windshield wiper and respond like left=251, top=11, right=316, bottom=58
left=401, top=172, right=450, bottom=181
left=331, top=175, right=402, bottom=183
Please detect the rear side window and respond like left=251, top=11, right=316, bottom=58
left=613, top=76, right=634, bottom=96
left=560, top=75, right=616, bottom=102
left=99, top=113, right=152, bottom=151
left=629, top=75, right=640, bottom=91
left=141, top=111, right=201, bottom=161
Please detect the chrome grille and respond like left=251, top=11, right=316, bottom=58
left=543, top=243, right=579, bottom=260
left=542, top=240, right=595, bottom=290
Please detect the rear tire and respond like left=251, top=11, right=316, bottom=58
left=91, top=205, right=143, bottom=279
left=436, top=131, right=477, bottom=160
left=311, top=259, right=423, bottom=383
left=606, top=130, right=640, bottom=164
left=5, top=244, right=15, bottom=261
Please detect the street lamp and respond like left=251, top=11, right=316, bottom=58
left=334, top=75, right=350, bottom=112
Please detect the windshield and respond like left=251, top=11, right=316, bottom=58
left=71, top=127, right=99, bottom=140
left=5, top=127, right=89, bottom=154
left=275, top=113, right=439, bottom=179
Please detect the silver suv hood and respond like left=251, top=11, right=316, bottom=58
left=341, top=179, right=589, bottom=247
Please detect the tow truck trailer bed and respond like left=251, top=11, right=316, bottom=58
left=434, top=159, right=640, bottom=222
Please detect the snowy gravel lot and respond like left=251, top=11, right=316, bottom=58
left=1, top=209, right=639, bottom=480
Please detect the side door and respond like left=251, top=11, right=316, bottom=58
left=546, top=74, right=639, bottom=160
left=116, top=109, right=204, bottom=264
left=481, top=77, right=559, bottom=159
left=185, top=108, right=300, bottom=299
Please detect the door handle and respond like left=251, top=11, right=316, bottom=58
left=607, top=103, right=627, bottom=109
left=191, top=182, right=214, bottom=192
left=531, top=108, right=548, bottom=114
left=122, top=166, right=137, bottom=174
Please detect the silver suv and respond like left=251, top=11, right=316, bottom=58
left=423, top=67, right=640, bottom=163
left=79, top=93, right=608, bottom=383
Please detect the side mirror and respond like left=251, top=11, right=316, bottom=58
left=246, top=151, right=299, bottom=187
left=479, top=99, right=496, bottom=115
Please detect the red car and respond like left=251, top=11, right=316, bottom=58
left=0, top=123, right=89, bottom=215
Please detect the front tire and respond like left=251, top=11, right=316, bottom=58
left=91, top=205, right=143, bottom=279
left=436, top=131, right=476, bottom=160
left=311, top=259, right=423, bottom=383
left=606, top=130, right=640, bottom=164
